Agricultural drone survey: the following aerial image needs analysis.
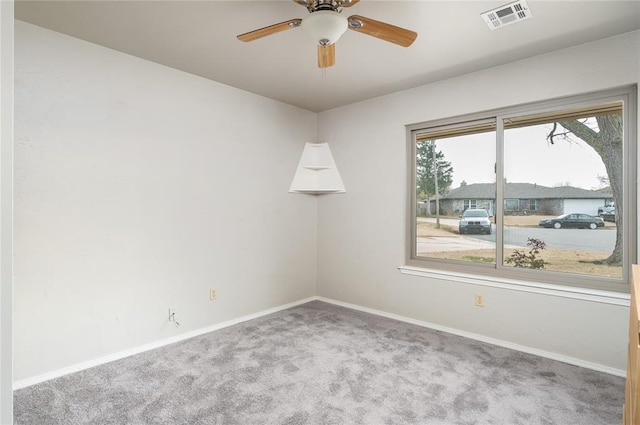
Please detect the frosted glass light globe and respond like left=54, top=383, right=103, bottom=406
left=301, top=11, right=348, bottom=45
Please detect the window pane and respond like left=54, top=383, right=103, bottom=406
left=416, top=129, right=496, bottom=265
left=409, top=90, right=633, bottom=291
left=502, top=106, right=623, bottom=279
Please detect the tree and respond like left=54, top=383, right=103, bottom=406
left=548, top=113, right=623, bottom=265
left=595, top=174, right=610, bottom=189
left=416, top=141, right=454, bottom=211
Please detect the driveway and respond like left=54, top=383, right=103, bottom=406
left=417, top=235, right=497, bottom=253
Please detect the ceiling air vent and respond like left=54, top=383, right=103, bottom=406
left=481, top=0, right=532, bottom=30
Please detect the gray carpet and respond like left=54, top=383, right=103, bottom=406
left=14, top=301, right=624, bottom=424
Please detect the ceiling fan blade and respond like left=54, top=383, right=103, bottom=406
left=318, top=44, right=336, bottom=68
left=237, top=19, right=302, bottom=42
left=347, top=15, right=417, bottom=47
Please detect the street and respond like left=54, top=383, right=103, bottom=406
left=418, top=217, right=616, bottom=253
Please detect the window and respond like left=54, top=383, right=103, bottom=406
left=504, top=199, right=518, bottom=212
left=414, top=123, right=496, bottom=266
left=408, top=87, right=636, bottom=292
left=463, top=200, right=477, bottom=210
left=505, top=199, right=536, bottom=213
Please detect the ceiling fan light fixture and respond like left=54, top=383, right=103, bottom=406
left=301, top=10, right=348, bottom=45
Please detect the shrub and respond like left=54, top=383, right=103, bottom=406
left=506, top=238, right=546, bottom=269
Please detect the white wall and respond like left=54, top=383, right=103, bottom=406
left=316, top=31, right=640, bottom=372
left=0, top=1, right=13, bottom=422
left=13, top=21, right=318, bottom=382
left=12, top=18, right=639, bottom=388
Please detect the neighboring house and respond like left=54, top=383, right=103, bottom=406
left=428, top=182, right=612, bottom=217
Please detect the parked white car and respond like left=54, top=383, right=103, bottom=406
left=458, top=209, right=492, bottom=235
left=598, top=202, right=615, bottom=216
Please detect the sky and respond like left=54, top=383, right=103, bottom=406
left=433, top=122, right=608, bottom=191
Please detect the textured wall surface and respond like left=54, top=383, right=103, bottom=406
left=13, top=21, right=318, bottom=382
left=316, top=31, right=640, bottom=372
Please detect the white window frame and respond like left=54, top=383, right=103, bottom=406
left=463, top=199, right=477, bottom=210
left=405, top=86, right=637, bottom=293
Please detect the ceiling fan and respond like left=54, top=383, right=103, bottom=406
left=237, top=0, right=418, bottom=68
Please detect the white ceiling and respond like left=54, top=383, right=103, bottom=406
left=14, top=0, right=640, bottom=112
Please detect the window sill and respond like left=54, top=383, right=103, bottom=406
left=398, top=265, right=630, bottom=306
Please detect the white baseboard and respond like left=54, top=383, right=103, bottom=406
left=317, top=296, right=626, bottom=378
left=14, top=294, right=624, bottom=390
left=13, top=297, right=318, bottom=390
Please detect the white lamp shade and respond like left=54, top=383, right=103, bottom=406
left=301, top=11, right=348, bottom=45
left=289, top=142, right=346, bottom=194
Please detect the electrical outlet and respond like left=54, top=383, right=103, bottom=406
left=475, top=293, right=485, bottom=307
left=210, top=287, right=217, bottom=301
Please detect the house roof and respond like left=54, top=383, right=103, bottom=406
left=441, top=183, right=611, bottom=200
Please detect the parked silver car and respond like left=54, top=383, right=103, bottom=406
left=459, top=209, right=492, bottom=235
left=598, top=202, right=615, bottom=216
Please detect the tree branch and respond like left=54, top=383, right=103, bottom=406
left=546, top=122, right=575, bottom=145
left=557, top=119, right=602, bottom=153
